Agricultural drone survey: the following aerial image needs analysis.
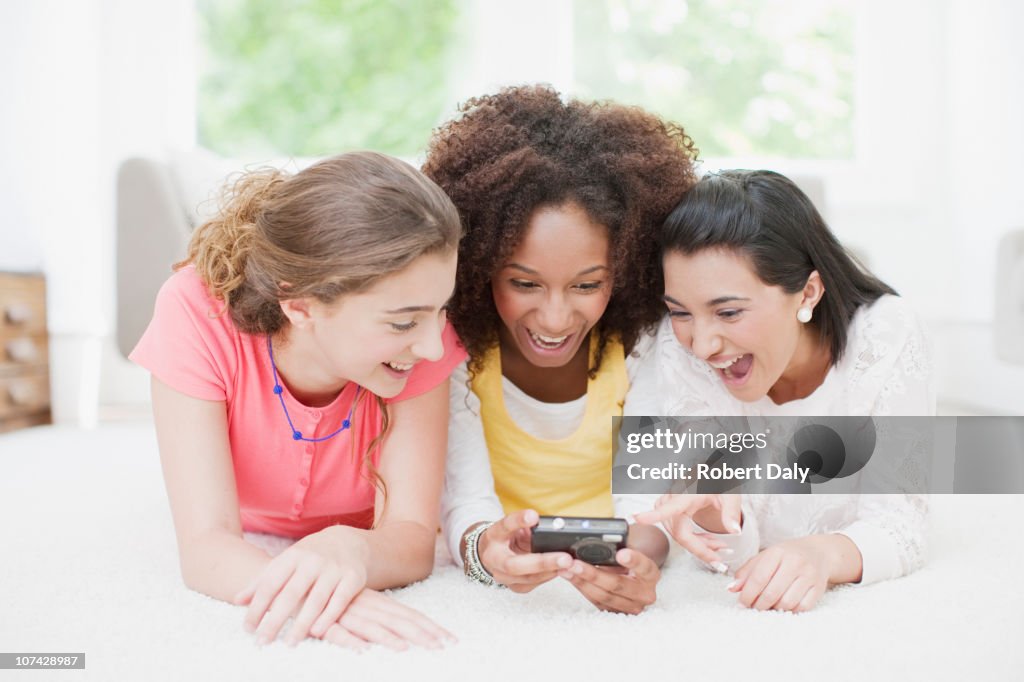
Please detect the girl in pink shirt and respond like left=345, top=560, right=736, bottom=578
left=131, top=151, right=465, bottom=651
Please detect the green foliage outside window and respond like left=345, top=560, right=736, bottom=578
left=197, top=0, right=854, bottom=160
left=572, top=0, right=855, bottom=159
left=197, top=0, right=459, bottom=158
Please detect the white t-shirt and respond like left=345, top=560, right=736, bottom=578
left=634, top=294, right=933, bottom=585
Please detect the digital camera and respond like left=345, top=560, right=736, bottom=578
left=530, top=515, right=629, bottom=566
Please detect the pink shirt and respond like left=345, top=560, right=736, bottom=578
left=130, top=266, right=465, bottom=538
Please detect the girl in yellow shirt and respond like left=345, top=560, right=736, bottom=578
left=423, top=85, right=700, bottom=614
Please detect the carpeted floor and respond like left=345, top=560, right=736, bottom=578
left=1, top=422, right=1021, bottom=682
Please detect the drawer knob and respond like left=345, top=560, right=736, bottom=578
left=5, top=338, right=39, bottom=363
left=4, top=303, right=34, bottom=325
left=7, top=381, right=39, bottom=406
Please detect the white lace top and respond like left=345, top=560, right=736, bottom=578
left=628, top=295, right=934, bottom=584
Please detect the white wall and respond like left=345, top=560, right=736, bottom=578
left=0, top=0, right=195, bottom=424
left=823, top=0, right=1023, bottom=414
left=933, top=0, right=1024, bottom=413
left=448, top=0, right=574, bottom=111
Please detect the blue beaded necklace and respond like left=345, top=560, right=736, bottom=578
left=267, top=335, right=360, bottom=442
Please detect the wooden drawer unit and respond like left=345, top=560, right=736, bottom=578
left=0, top=272, right=52, bottom=432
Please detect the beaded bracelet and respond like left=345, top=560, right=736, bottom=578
left=463, top=521, right=498, bottom=587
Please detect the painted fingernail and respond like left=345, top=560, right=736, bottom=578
left=627, top=514, right=636, bottom=523
left=572, top=563, right=584, bottom=575
left=712, top=562, right=729, bottom=573
left=718, top=548, right=735, bottom=555
left=557, top=555, right=572, bottom=568
left=729, top=521, right=742, bottom=533
left=726, top=580, right=738, bottom=590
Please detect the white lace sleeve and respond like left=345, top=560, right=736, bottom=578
left=836, top=295, right=933, bottom=583
left=835, top=494, right=928, bottom=585
left=845, top=295, right=935, bottom=417
left=617, top=329, right=665, bottom=530
left=440, top=360, right=504, bottom=567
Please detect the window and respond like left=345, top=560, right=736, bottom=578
left=197, top=0, right=461, bottom=158
left=572, top=0, right=854, bottom=159
left=196, top=0, right=854, bottom=161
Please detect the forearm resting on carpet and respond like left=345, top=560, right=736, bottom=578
left=178, top=520, right=435, bottom=604
left=328, top=520, right=437, bottom=589
left=177, top=528, right=272, bottom=603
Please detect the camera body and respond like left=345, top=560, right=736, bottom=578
left=530, top=515, right=629, bottom=566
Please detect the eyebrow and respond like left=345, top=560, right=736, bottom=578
left=383, top=289, right=456, bottom=315
left=505, top=263, right=609, bottom=277
left=662, top=294, right=750, bottom=307
left=384, top=305, right=435, bottom=314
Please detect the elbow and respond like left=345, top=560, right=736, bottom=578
left=364, top=520, right=438, bottom=587
left=406, top=529, right=437, bottom=583
left=175, top=528, right=233, bottom=598
left=178, top=555, right=208, bottom=595
left=407, top=554, right=435, bottom=584
left=395, top=524, right=438, bottom=585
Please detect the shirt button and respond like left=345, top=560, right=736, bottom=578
left=300, top=478, right=309, bottom=487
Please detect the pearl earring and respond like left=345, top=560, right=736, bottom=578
left=797, top=307, right=813, bottom=323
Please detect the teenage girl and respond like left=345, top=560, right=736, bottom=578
left=132, top=152, right=465, bottom=649
left=422, top=85, right=699, bottom=614
left=634, top=170, right=931, bottom=612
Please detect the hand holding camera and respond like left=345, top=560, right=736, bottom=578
left=473, top=509, right=574, bottom=593
left=531, top=515, right=664, bottom=615
left=469, top=511, right=665, bottom=613
left=556, top=546, right=661, bottom=615
left=529, top=515, right=629, bottom=565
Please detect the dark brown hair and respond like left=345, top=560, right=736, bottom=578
left=422, top=84, right=699, bottom=375
left=661, top=170, right=897, bottom=365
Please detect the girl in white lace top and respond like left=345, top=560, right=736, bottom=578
left=632, top=170, right=933, bottom=612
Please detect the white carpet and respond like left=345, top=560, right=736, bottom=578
left=1, top=422, right=1021, bottom=682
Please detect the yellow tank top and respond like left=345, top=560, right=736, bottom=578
left=472, top=334, right=627, bottom=517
